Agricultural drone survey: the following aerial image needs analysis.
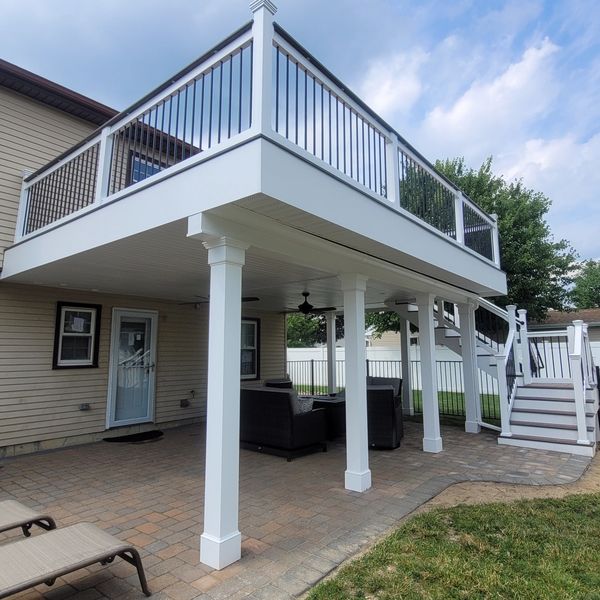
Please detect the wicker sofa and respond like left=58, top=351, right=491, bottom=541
left=240, top=386, right=327, bottom=460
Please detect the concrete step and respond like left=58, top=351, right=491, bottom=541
left=510, top=421, right=594, bottom=440
left=498, top=435, right=595, bottom=457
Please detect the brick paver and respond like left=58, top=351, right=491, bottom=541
left=0, top=422, right=590, bottom=599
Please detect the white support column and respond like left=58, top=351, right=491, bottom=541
left=518, top=309, right=532, bottom=383
left=415, top=293, right=443, bottom=453
left=94, top=126, right=114, bottom=203
left=326, top=312, right=337, bottom=395
left=250, top=0, right=276, bottom=134
left=457, top=301, right=480, bottom=434
left=339, top=273, right=371, bottom=492
left=200, top=237, right=248, bottom=570
left=399, top=318, right=414, bottom=415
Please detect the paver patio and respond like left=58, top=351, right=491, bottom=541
left=0, top=422, right=590, bottom=599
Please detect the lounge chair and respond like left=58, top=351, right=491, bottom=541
left=0, top=522, right=151, bottom=598
left=0, top=500, right=56, bottom=537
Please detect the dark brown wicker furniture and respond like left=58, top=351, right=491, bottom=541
left=366, top=385, right=404, bottom=449
left=240, top=387, right=327, bottom=460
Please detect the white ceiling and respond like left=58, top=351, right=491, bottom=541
left=6, top=218, right=416, bottom=311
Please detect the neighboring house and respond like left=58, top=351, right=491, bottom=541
left=530, top=308, right=600, bottom=364
left=0, top=0, right=595, bottom=571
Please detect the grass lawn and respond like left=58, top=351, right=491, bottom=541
left=308, top=493, right=600, bottom=599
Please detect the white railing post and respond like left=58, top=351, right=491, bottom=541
left=454, top=193, right=465, bottom=245
left=497, top=353, right=511, bottom=437
left=506, top=305, right=520, bottom=376
left=14, top=169, right=33, bottom=241
left=568, top=321, right=589, bottom=445
left=250, top=0, right=276, bottom=135
left=385, top=137, right=401, bottom=210
left=94, top=126, right=114, bottom=204
left=518, top=308, right=531, bottom=384
left=490, top=213, right=501, bottom=266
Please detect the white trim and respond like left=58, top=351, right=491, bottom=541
left=106, top=308, right=158, bottom=429
left=56, top=305, right=97, bottom=367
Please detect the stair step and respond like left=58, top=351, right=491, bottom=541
left=512, top=407, right=595, bottom=417
left=505, top=434, right=594, bottom=446
left=516, top=387, right=577, bottom=400
left=524, top=383, right=574, bottom=389
left=510, top=420, right=594, bottom=432
left=498, top=434, right=595, bottom=456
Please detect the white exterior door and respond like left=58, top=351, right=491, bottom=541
left=107, top=309, right=158, bottom=428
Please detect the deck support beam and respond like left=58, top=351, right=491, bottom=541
left=200, top=237, right=248, bottom=570
left=340, top=273, right=371, bottom=492
left=416, top=293, right=443, bottom=453
left=457, top=301, right=481, bottom=433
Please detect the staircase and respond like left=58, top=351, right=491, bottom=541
left=391, top=298, right=599, bottom=457
left=498, top=383, right=598, bottom=457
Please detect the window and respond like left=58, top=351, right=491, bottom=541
left=53, top=302, right=101, bottom=368
left=241, top=318, right=260, bottom=380
left=129, top=153, right=163, bottom=184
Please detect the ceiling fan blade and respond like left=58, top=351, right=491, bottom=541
left=242, top=297, right=260, bottom=302
left=179, top=296, right=260, bottom=306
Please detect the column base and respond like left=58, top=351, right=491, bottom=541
left=423, top=437, right=443, bottom=453
left=465, top=421, right=481, bottom=434
left=345, top=469, right=372, bottom=492
left=200, top=531, right=241, bottom=570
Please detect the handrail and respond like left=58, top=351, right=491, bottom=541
left=497, top=328, right=517, bottom=436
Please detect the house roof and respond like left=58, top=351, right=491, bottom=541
left=0, top=58, right=117, bottom=126
left=531, top=308, right=600, bottom=329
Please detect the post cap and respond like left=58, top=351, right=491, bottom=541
left=249, top=0, right=277, bottom=15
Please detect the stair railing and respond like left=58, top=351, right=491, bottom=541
left=568, top=320, right=593, bottom=445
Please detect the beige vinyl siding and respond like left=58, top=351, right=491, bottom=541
left=0, top=87, right=96, bottom=267
left=0, top=283, right=286, bottom=452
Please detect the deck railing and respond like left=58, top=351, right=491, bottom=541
left=15, top=9, right=500, bottom=266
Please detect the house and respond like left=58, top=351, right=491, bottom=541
left=0, top=0, right=596, bottom=572
left=530, top=308, right=600, bottom=364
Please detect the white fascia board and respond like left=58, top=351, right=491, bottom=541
left=1, top=140, right=262, bottom=279
left=259, top=138, right=507, bottom=296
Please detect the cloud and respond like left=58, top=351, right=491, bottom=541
left=358, top=49, right=428, bottom=118
left=420, top=38, right=559, bottom=161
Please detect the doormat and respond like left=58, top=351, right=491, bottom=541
left=103, top=430, right=164, bottom=444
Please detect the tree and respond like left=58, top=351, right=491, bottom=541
left=367, top=157, right=577, bottom=335
left=436, top=157, right=576, bottom=321
left=572, top=260, right=600, bottom=308
left=286, top=313, right=344, bottom=347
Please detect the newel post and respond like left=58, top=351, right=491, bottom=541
left=95, top=126, right=114, bottom=203
left=455, top=193, right=465, bottom=245
left=385, top=137, right=401, bottom=210
left=517, top=308, right=531, bottom=384
left=568, top=321, right=589, bottom=445
left=15, top=169, right=33, bottom=241
left=250, top=0, right=276, bottom=134
left=490, top=213, right=501, bottom=266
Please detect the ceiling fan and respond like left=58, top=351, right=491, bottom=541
left=178, top=295, right=260, bottom=306
left=284, top=292, right=336, bottom=315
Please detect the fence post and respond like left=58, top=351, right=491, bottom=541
left=517, top=309, right=531, bottom=384
left=310, top=359, right=315, bottom=396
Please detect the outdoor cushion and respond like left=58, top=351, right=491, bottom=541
left=0, top=499, right=56, bottom=537
left=0, top=522, right=150, bottom=598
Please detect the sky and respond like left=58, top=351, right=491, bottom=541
left=2, top=0, right=599, bottom=259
